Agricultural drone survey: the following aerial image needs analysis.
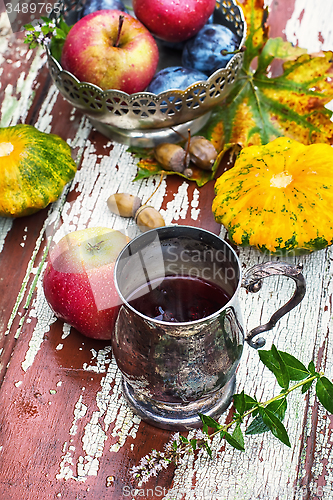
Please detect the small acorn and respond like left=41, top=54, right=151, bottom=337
left=187, top=135, right=217, bottom=171
left=107, top=193, right=142, bottom=218
left=135, top=205, right=166, bottom=232
left=154, top=143, right=190, bottom=173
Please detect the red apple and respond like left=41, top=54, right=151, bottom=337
left=60, top=10, right=159, bottom=93
left=132, top=0, right=216, bottom=43
left=43, top=227, right=129, bottom=340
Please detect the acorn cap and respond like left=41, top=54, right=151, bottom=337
left=135, top=205, right=166, bottom=232
left=154, top=143, right=190, bottom=173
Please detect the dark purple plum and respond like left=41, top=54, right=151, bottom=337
left=146, top=66, right=207, bottom=93
left=77, top=0, right=128, bottom=20
left=182, top=24, right=240, bottom=76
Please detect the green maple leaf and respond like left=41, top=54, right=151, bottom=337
left=134, top=0, right=333, bottom=186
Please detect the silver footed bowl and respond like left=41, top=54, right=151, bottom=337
left=47, top=0, right=246, bottom=146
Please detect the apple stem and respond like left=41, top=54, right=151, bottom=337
left=87, top=241, right=104, bottom=253
left=115, top=15, right=124, bottom=48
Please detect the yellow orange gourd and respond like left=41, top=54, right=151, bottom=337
left=212, top=137, right=333, bottom=254
left=0, top=124, right=77, bottom=217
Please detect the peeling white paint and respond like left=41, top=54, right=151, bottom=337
left=6, top=216, right=54, bottom=340
left=0, top=46, right=47, bottom=127
left=0, top=218, right=13, bottom=251
left=110, top=410, right=141, bottom=453
left=66, top=115, right=93, bottom=161
left=285, top=0, right=333, bottom=52
left=21, top=280, right=57, bottom=372
left=162, top=182, right=190, bottom=223
left=34, top=84, right=60, bottom=134
left=61, top=324, right=72, bottom=339
left=0, top=11, right=12, bottom=36
left=56, top=444, right=77, bottom=481
left=190, top=188, right=200, bottom=220
left=69, top=395, right=88, bottom=436
left=57, top=350, right=140, bottom=482
left=83, top=347, right=112, bottom=373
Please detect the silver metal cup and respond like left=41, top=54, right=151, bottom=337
left=113, top=226, right=305, bottom=430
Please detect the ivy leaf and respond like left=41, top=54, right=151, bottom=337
left=204, top=441, right=213, bottom=458
left=233, top=390, right=257, bottom=415
left=206, top=0, right=333, bottom=152
left=316, top=377, right=333, bottom=414
left=41, top=25, right=51, bottom=35
left=301, top=378, right=315, bottom=394
left=27, top=40, right=38, bottom=49
left=221, top=426, right=245, bottom=451
left=246, top=397, right=287, bottom=435
left=49, top=18, right=72, bottom=62
left=278, top=351, right=309, bottom=381
left=259, top=407, right=291, bottom=447
left=49, top=37, right=66, bottom=63
left=233, top=391, right=246, bottom=415
left=308, top=360, right=317, bottom=375
left=301, top=360, right=319, bottom=393
left=232, top=423, right=245, bottom=451
left=199, top=413, right=222, bottom=432
left=54, top=28, right=68, bottom=40
left=190, top=438, right=197, bottom=450
left=58, top=18, right=72, bottom=36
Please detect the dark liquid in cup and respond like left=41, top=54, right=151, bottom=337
left=127, top=275, right=231, bottom=322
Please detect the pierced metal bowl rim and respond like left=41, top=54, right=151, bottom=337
left=47, top=49, right=245, bottom=102
left=46, top=0, right=247, bottom=104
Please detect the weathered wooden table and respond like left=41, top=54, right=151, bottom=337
left=1, top=1, right=333, bottom=499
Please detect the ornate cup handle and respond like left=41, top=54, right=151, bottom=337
left=241, top=262, right=306, bottom=349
